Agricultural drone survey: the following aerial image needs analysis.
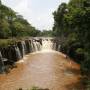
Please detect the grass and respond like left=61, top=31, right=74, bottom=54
left=0, top=37, right=29, bottom=47
left=0, top=39, right=15, bottom=47
left=17, top=87, right=49, bottom=90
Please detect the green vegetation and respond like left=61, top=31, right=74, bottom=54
left=0, top=39, right=15, bottom=47
left=39, top=30, right=53, bottom=37
left=0, top=0, right=55, bottom=39
left=17, top=87, right=49, bottom=90
left=0, top=1, right=52, bottom=47
left=0, top=1, right=53, bottom=39
left=53, top=0, right=90, bottom=88
left=0, top=1, right=41, bottom=39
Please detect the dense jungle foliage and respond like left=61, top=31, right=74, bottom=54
left=53, top=0, right=90, bottom=87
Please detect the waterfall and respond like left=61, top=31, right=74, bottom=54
left=30, top=40, right=41, bottom=52
left=41, top=39, right=53, bottom=51
left=15, top=46, right=22, bottom=60
left=34, top=41, right=41, bottom=51
left=21, top=41, right=27, bottom=56
left=30, top=38, right=58, bottom=52
left=0, top=51, right=5, bottom=73
left=25, top=40, right=31, bottom=53
left=53, top=42, right=56, bottom=50
left=57, top=45, right=61, bottom=51
left=0, top=38, right=62, bottom=74
left=30, top=40, right=35, bottom=52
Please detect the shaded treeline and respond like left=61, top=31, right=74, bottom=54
left=52, top=0, right=90, bottom=89
left=39, top=30, right=53, bottom=37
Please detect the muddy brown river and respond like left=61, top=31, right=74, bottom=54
left=0, top=40, right=83, bottom=90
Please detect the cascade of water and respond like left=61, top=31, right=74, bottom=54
left=37, top=41, right=41, bottom=51
left=33, top=41, right=37, bottom=51
left=30, top=40, right=35, bottom=52
left=25, top=40, right=31, bottom=53
left=15, top=46, right=22, bottom=60
left=0, top=51, right=5, bottom=73
left=29, top=40, right=32, bottom=52
left=35, top=41, right=41, bottom=51
left=41, top=39, right=53, bottom=51
left=32, top=41, right=39, bottom=51
left=57, top=44, right=61, bottom=51
left=21, top=41, right=27, bottom=56
left=53, top=42, right=57, bottom=50
left=30, top=39, right=42, bottom=52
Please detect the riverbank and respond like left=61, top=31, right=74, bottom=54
left=0, top=37, right=31, bottom=47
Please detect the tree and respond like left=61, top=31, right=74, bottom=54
left=0, top=0, right=1, bottom=5
left=53, top=3, right=68, bottom=37
left=0, top=2, right=41, bottom=38
left=53, top=0, right=90, bottom=74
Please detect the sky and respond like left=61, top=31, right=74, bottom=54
left=2, top=0, right=69, bottom=30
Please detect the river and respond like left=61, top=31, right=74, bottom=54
left=0, top=39, right=83, bottom=90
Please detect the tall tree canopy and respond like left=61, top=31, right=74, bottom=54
left=53, top=0, right=90, bottom=76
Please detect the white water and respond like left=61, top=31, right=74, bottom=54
left=21, top=41, right=26, bottom=56
left=0, top=52, right=6, bottom=73
left=41, top=39, right=53, bottom=52
left=15, top=46, right=22, bottom=59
